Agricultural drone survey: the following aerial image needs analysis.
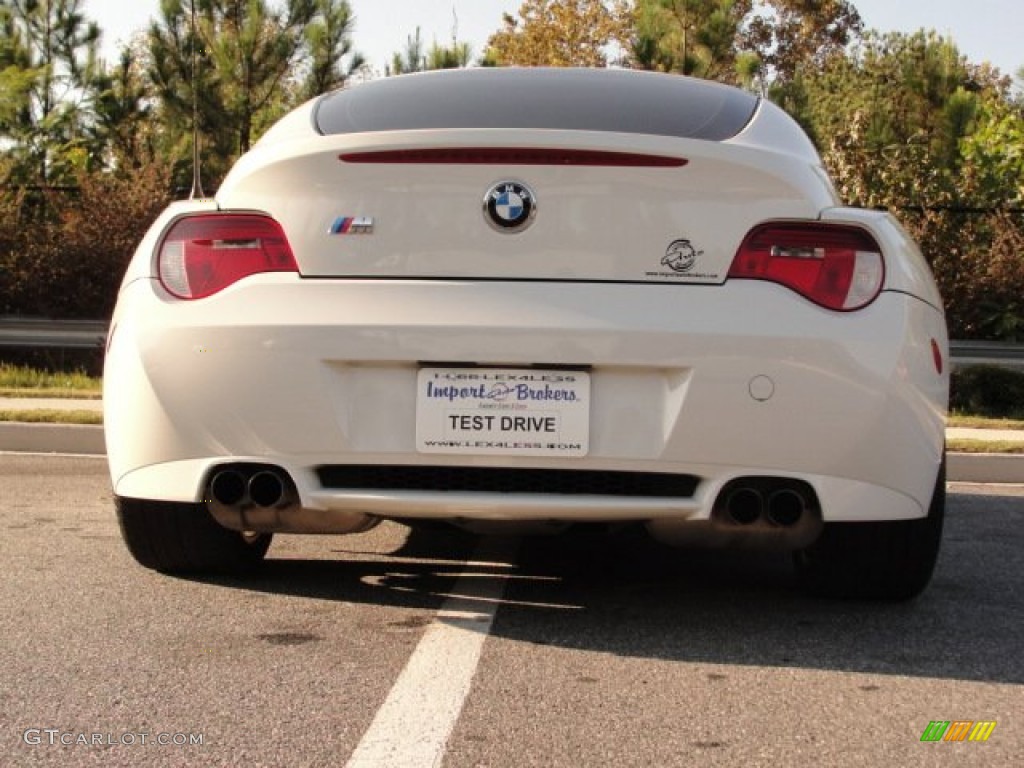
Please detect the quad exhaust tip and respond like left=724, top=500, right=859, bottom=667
left=649, top=476, right=823, bottom=551
left=208, top=466, right=294, bottom=511
left=204, top=462, right=378, bottom=536
left=725, top=488, right=763, bottom=525
left=716, top=478, right=818, bottom=530
left=767, top=489, right=805, bottom=527
left=210, top=469, right=247, bottom=507
left=248, top=470, right=287, bottom=509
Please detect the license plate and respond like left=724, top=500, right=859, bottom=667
left=416, top=368, right=590, bottom=457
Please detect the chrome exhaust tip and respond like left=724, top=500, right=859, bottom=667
left=767, top=489, right=805, bottom=527
left=725, top=488, right=763, bottom=525
left=210, top=469, right=247, bottom=507
left=249, top=470, right=288, bottom=508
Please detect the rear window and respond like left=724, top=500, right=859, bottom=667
left=314, top=68, right=759, bottom=142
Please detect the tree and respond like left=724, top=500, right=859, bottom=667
left=388, top=26, right=472, bottom=75
left=147, top=0, right=361, bottom=188
left=629, top=0, right=749, bottom=82
left=297, top=0, right=364, bottom=100
left=0, top=0, right=102, bottom=183
left=388, top=26, right=425, bottom=75
left=743, top=0, right=862, bottom=85
left=149, top=0, right=311, bottom=159
left=426, top=39, right=472, bottom=70
left=793, top=31, right=1005, bottom=160
left=90, top=41, right=158, bottom=170
left=961, top=93, right=1024, bottom=207
left=484, top=0, right=630, bottom=67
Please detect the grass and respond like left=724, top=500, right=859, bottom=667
left=0, top=363, right=101, bottom=398
left=0, top=387, right=102, bottom=399
left=946, top=439, right=1024, bottom=455
left=947, top=414, right=1024, bottom=430
left=0, top=409, right=103, bottom=425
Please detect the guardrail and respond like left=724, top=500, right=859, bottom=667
left=949, top=340, right=1024, bottom=366
left=0, top=317, right=107, bottom=349
left=1, top=317, right=1023, bottom=366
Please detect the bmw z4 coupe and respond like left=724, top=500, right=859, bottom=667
left=104, top=68, right=949, bottom=599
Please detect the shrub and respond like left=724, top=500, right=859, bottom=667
left=950, top=364, right=1024, bottom=418
left=0, top=162, right=173, bottom=319
left=902, top=208, right=1024, bottom=342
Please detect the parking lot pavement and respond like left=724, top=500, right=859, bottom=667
left=1, top=455, right=1022, bottom=767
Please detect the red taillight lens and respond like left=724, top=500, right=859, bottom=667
left=157, top=214, right=297, bottom=300
left=728, top=223, right=885, bottom=311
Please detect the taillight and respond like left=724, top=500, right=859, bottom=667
left=728, top=222, right=884, bottom=311
left=157, top=214, right=297, bottom=300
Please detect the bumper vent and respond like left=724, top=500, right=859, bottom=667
left=316, top=466, right=699, bottom=498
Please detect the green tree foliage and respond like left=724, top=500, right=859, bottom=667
left=0, top=0, right=102, bottom=183
left=792, top=31, right=996, bottom=155
left=960, top=93, right=1024, bottom=207
left=485, top=0, right=630, bottom=67
left=427, top=38, right=472, bottom=70
left=90, top=42, right=158, bottom=169
left=626, top=0, right=861, bottom=87
left=297, top=0, right=364, bottom=100
left=388, top=26, right=472, bottom=75
left=148, top=0, right=361, bottom=189
left=148, top=0, right=312, bottom=187
left=630, top=0, right=749, bottom=81
left=388, top=27, right=426, bottom=75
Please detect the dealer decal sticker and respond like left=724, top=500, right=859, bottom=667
left=646, top=238, right=720, bottom=282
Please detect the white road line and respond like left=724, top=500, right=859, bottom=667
left=346, top=537, right=519, bottom=768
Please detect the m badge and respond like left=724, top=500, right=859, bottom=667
left=330, top=216, right=374, bottom=235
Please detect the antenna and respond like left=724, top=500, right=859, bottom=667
left=189, top=0, right=205, bottom=199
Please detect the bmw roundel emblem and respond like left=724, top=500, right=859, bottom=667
left=483, top=180, right=537, bottom=233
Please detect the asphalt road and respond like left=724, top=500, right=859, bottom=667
left=1, top=454, right=1021, bottom=767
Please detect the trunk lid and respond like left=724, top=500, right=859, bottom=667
left=217, top=128, right=834, bottom=286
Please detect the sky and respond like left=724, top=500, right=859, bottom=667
left=87, top=0, right=1023, bottom=80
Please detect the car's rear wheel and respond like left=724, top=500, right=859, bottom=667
left=794, top=455, right=945, bottom=600
left=116, top=496, right=272, bottom=575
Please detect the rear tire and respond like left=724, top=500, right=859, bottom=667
left=794, top=456, right=945, bottom=600
left=117, top=496, right=272, bottom=575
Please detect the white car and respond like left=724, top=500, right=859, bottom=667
left=104, top=68, right=948, bottom=599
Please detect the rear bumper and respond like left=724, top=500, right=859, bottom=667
left=104, top=277, right=947, bottom=523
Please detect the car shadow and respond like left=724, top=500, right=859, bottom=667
left=197, top=490, right=1024, bottom=686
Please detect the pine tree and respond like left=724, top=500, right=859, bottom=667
left=0, top=0, right=102, bottom=183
